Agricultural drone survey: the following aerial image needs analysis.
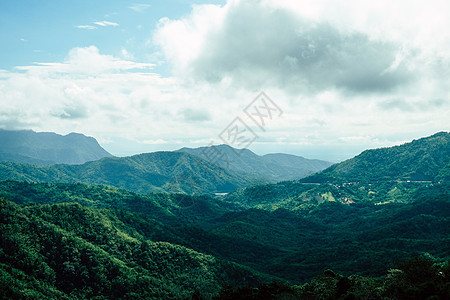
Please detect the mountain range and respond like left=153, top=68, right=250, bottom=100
left=0, top=130, right=332, bottom=194
left=0, top=131, right=449, bottom=299
left=0, top=129, right=112, bottom=165
left=0, top=151, right=261, bottom=195
left=178, top=144, right=332, bottom=182
left=222, top=132, right=450, bottom=210
left=0, top=130, right=447, bottom=197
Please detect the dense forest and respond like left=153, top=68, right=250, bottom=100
left=1, top=180, right=449, bottom=299
left=0, top=132, right=449, bottom=299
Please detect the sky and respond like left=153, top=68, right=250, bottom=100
left=0, top=0, right=449, bottom=162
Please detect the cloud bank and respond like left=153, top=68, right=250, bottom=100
left=155, top=0, right=450, bottom=96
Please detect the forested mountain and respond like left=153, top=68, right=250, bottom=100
left=178, top=144, right=332, bottom=182
left=0, top=151, right=262, bottom=195
left=221, top=132, right=450, bottom=210
left=0, top=180, right=449, bottom=299
left=0, top=180, right=235, bottom=225
left=0, top=129, right=112, bottom=165
left=0, top=196, right=267, bottom=299
left=0, top=180, right=449, bottom=298
left=302, top=131, right=450, bottom=183
left=0, top=132, right=449, bottom=299
left=222, top=179, right=449, bottom=210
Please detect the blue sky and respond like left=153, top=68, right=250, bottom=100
left=0, top=0, right=449, bottom=161
left=0, top=0, right=215, bottom=72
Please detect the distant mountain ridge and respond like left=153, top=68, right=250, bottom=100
left=0, top=130, right=332, bottom=195
left=0, top=151, right=262, bottom=195
left=302, top=131, right=450, bottom=183
left=178, top=144, right=332, bottom=182
left=220, top=132, right=450, bottom=212
left=0, top=129, right=112, bottom=165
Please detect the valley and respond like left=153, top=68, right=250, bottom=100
left=0, top=131, right=449, bottom=299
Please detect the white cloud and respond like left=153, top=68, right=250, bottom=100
left=153, top=4, right=226, bottom=72
left=1, top=47, right=159, bottom=132
left=0, top=46, right=258, bottom=155
left=94, top=21, right=119, bottom=27
left=129, top=3, right=151, bottom=13
left=154, top=0, right=450, bottom=96
left=16, top=46, right=154, bottom=75
left=149, top=0, right=449, bottom=158
left=1, top=42, right=447, bottom=159
left=76, top=25, right=97, bottom=30
left=121, top=48, right=134, bottom=60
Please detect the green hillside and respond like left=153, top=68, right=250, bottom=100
left=222, top=180, right=449, bottom=210
left=1, top=180, right=449, bottom=299
left=1, top=180, right=449, bottom=283
left=0, top=151, right=262, bottom=195
left=302, top=132, right=450, bottom=183
left=0, top=180, right=237, bottom=226
left=0, top=196, right=268, bottom=299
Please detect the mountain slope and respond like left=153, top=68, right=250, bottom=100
left=1, top=180, right=449, bottom=286
left=221, top=132, right=450, bottom=211
left=0, top=197, right=266, bottom=299
left=0, top=151, right=261, bottom=195
left=302, top=132, right=450, bottom=183
left=0, top=180, right=236, bottom=225
left=0, top=129, right=112, bottom=165
left=178, top=144, right=332, bottom=182
left=2, top=190, right=449, bottom=299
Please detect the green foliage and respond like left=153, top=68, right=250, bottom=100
left=0, top=180, right=234, bottom=225
left=383, top=255, right=450, bottom=300
left=0, top=132, right=449, bottom=298
left=0, top=263, right=70, bottom=299
left=302, top=131, right=450, bottom=183
left=224, top=179, right=449, bottom=211
left=213, top=281, right=300, bottom=300
left=211, top=256, right=450, bottom=300
left=211, top=182, right=450, bottom=281
left=1, top=180, right=449, bottom=286
left=0, top=176, right=449, bottom=298
left=0, top=196, right=268, bottom=299
left=0, top=151, right=259, bottom=195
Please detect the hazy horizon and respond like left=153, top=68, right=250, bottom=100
left=3, top=127, right=446, bottom=163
